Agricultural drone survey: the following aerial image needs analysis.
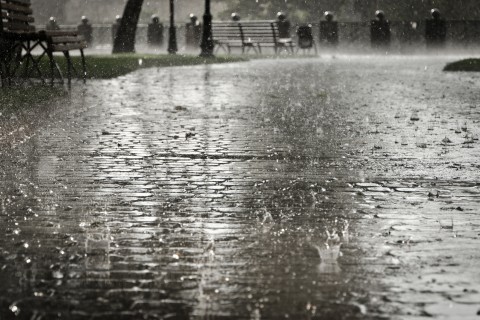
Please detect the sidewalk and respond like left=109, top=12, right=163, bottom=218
left=1, top=55, right=479, bottom=319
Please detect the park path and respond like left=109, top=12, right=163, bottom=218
left=1, top=55, right=480, bottom=319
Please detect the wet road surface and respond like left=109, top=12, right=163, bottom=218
left=1, top=55, right=480, bottom=319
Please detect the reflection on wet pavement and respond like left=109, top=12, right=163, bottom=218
left=0, top=55, right=479, bottom=319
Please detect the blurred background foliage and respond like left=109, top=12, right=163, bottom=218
left=220, top=0, right=480, bottom=22
left=31, top=0, right=480, bottom=25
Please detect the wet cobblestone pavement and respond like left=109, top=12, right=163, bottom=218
left=1, top=55, right=480, bottom=319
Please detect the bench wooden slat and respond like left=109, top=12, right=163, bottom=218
left=214, top=34, right=243, bottom=37
left=1, top=0, right=87, bottom=85
left=6, top=0, right=31, bottom=5
left=1, top=2, right=32, bottom=14
left=5, top=12, right=34, bottom=23
left=50, top=35, right=85, bottom=44
left=42, top=30, right=78, bottom=37
left=4, top=21, right=34, bottom=31
left=51, top=42, right=87, bottom=52
left=212, top=20, right=294, bottom=54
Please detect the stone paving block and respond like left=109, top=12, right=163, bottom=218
left=1, top=57, right=480, bottom=319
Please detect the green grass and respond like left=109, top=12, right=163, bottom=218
left=51, top=54, right=248, bottom=79
left=0, top=86, right=67, bottom=115
left=444, top=58, right=480, bottom=72
left=1, top=54, right=247, bottom=109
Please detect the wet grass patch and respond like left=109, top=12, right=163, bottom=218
left=57, top=54, right=248, bottom=79
left=0, top=86, right=66, bottom=116
left=444, top=58, right=480, bottom=72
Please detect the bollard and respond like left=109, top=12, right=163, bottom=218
left=111, top=15, right=122, bottom=43
left=425, top=8, right=447, bottom=49
left=231, top=12, right=241, bottom=22
left=319, top=11, right=338, bottom=46
left=46, top=16, right=60, bottom=31
left=185, top=14, right=202, bottom=49
left=277, top=12, right=291, bottom=39
left=297, top=25, right=314, bottom=49
left=370, top=10, right=391, bottom=49
left=78, top=16, right=93, bottom=47
left=147, top=15, right=164, bottom=47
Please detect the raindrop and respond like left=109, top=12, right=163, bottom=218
left=9, top=304, right=19, bottom=316
left=442, top=136, right=452, bottom=144
left=416, top=137, right=427, bottom=148
left=262, top=210, right=274, bottom=224
left=352, top=303, right=368, bottom=315
left=410, top=112, right=420, bottom=121
left=250, top=308, right=261, bottom=320
left=463, top=133, right=475, bottom=145
left=316, top=127, right=324, bottom=137
left=455, top=121, right=461, bottom=134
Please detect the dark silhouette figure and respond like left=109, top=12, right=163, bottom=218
left=425, top=8, right=447, bottom=49
left=231, top=13, right=241, bottom=22
left=185, top=14, right=202, bottom=49
left=147, top=15, right=164, bottom=47
left=370, top=10, right=391, bottom=49
left=277, top=12, right=291, bottom=39
left=112, top=15, right=122, bottom=44
left=46, top=17, right=60, bottom=31
left=78, top=16, right=93, bottom=47
left=319, top=11, right=338, bottom=46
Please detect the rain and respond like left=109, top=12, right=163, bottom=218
left=1, top=0, right=480, bottom=319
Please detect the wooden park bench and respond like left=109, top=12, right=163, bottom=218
left=0, top=0, right=38, bottom=86
left=212, top=20, right=295, bottom=54
left=0, top=0, right=87, bottom=86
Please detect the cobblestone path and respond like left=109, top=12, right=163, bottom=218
left=1, top=56, right=480, bottom=319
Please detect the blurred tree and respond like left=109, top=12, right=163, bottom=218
left=223, top=0, right=480, bottom=22
left=354, top=0, right=480, bottom=21
left=31, top=0, right=65, bottom=24
left=112, top=0, right=144, bottom=53
left=220, top=0, right=350, bottom=22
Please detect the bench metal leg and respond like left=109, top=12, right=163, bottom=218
left=6, top=43, right=24, bottom=84
left=27, top=42, right=47, bottom=84
left=22, top=41, right=45, bottom=83
left=47, top=50, right=56, bottom=86
left=215, top=44, right=228, bottom=54
left=0, top=62, right=5, bottom=88
left=22, top=42, right=31, bottom=79
left=64, top=51, right=72, bottom=87
left=0, top=50, right=6, bottom=87
left=6, top=40, right=47, bottom=85
left=80, top=49, right=87, bottom=83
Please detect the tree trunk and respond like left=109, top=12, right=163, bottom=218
left=112, top=0, right=144, bottom=53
